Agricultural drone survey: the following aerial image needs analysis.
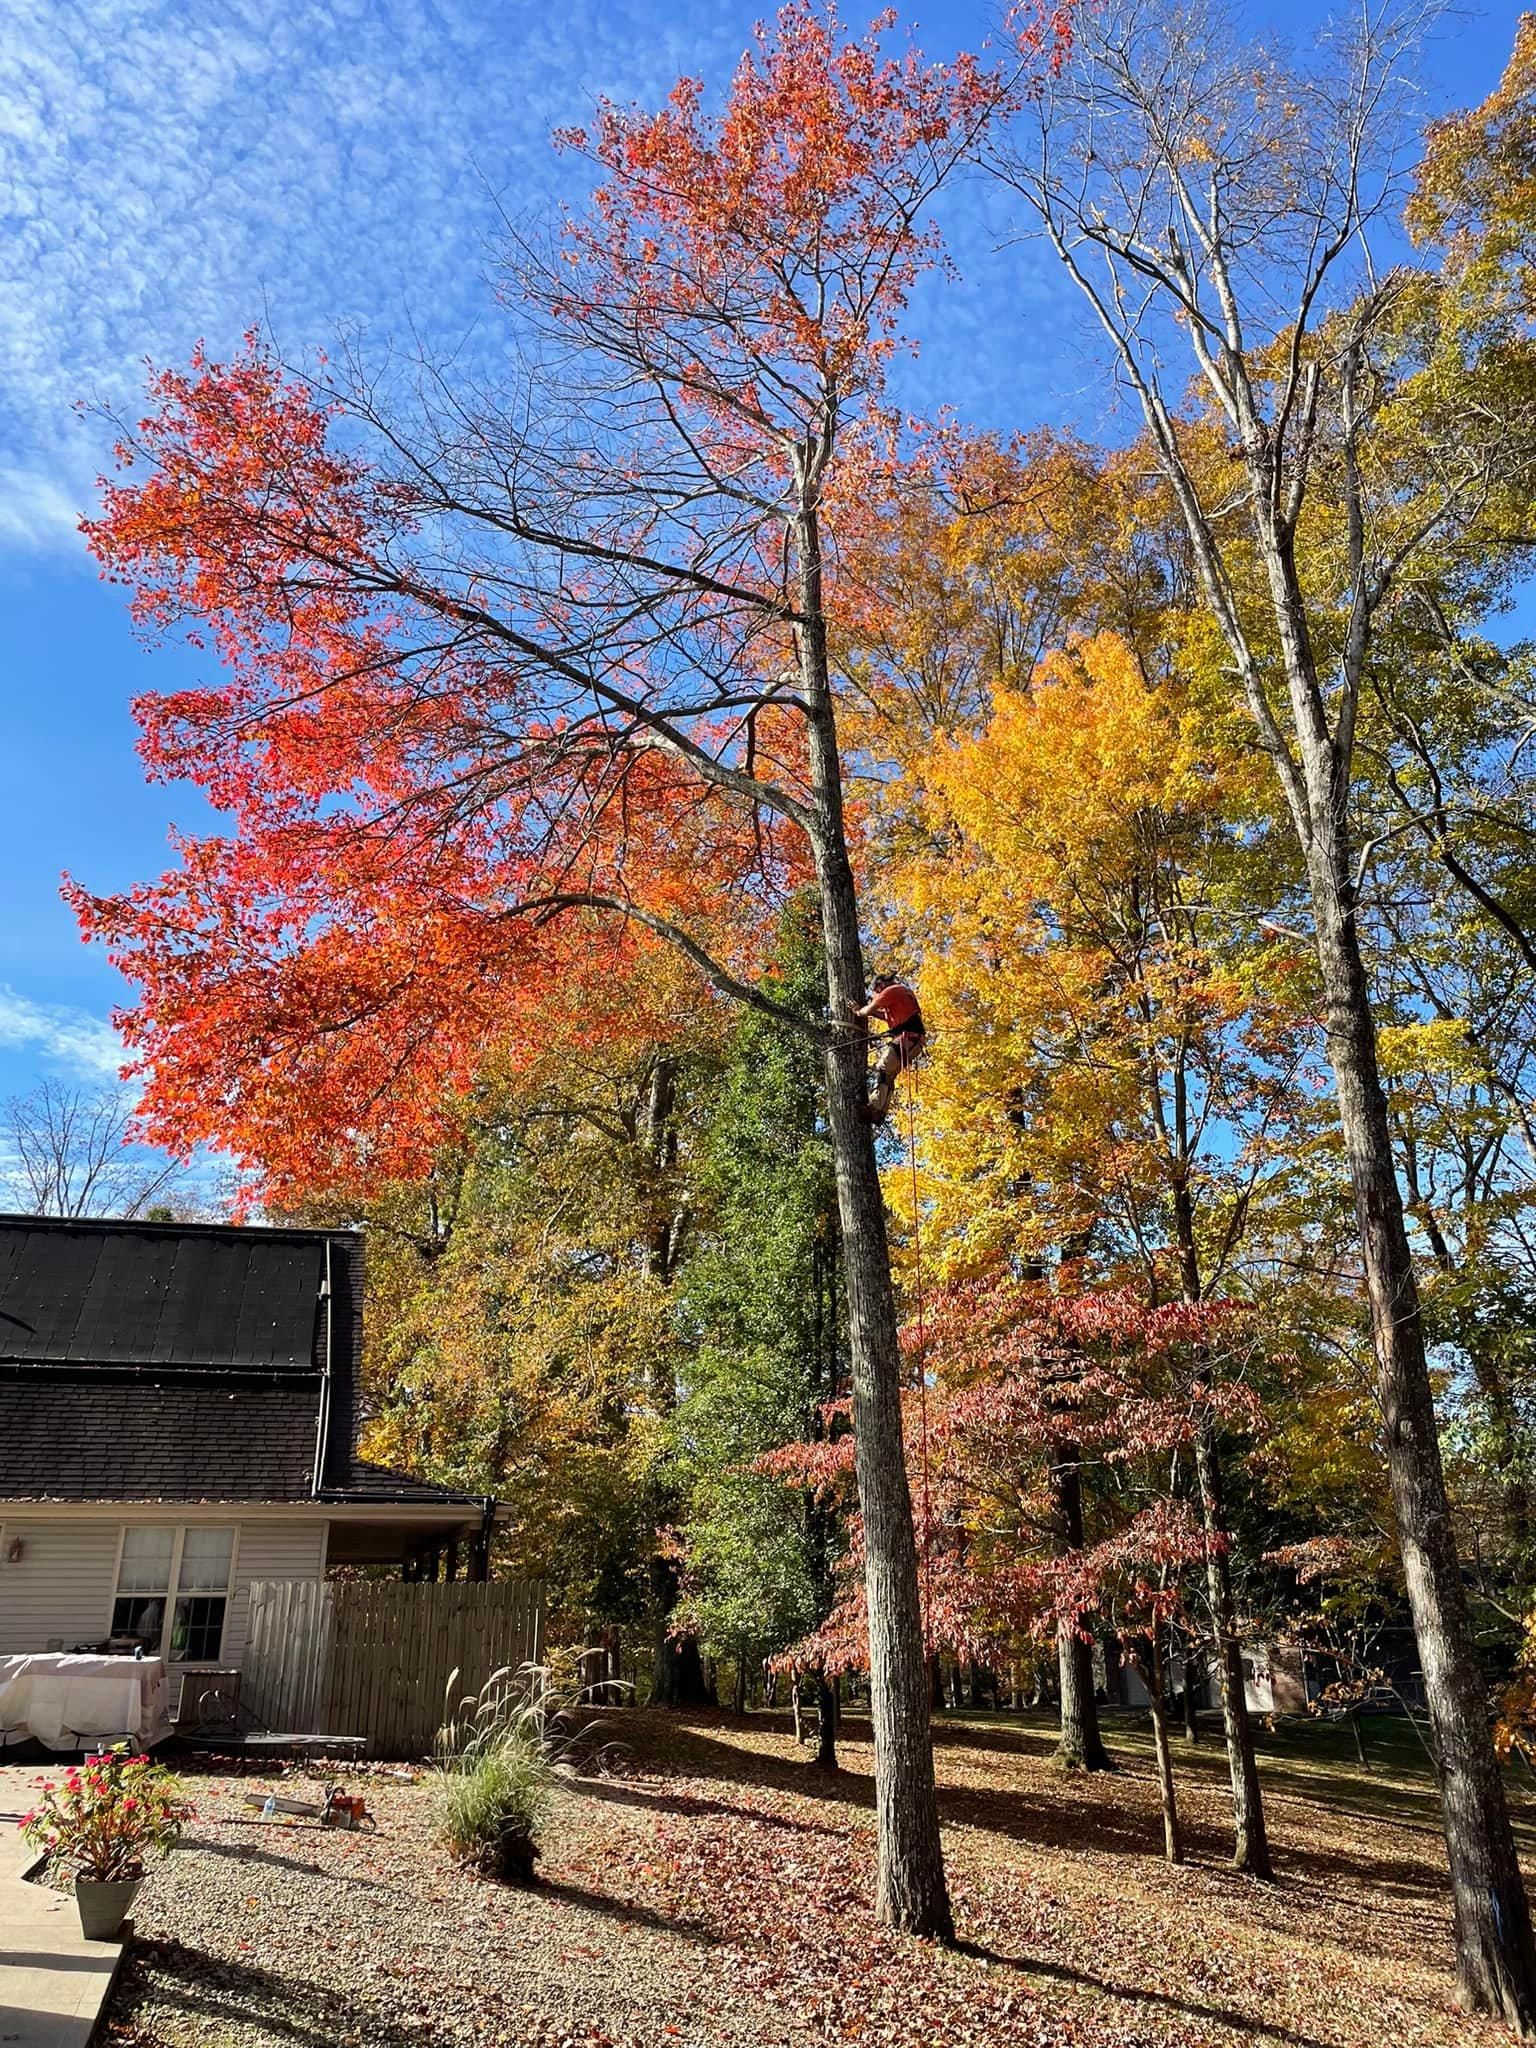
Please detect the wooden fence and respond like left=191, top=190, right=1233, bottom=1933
left=242, top=1578, right=336, bottom=1735
left=242, top=1578, right=543, bottom=1757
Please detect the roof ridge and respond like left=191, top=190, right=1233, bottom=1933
left=0, top=1214, right=361, bottom=1241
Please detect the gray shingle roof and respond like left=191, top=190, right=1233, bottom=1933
left=0, top=1372, right=322, bottom=1501
left=0, top=1218, right=486, bottom=1515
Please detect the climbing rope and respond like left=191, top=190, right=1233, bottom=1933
left=904, top=1064, right=935, bottom=1645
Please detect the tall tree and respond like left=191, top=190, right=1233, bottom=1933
left=997, top=3, right=1536, bottom=2018
left=72, top=8, right=1072, bottom=1936
left=672, top=910, right=847, bottom=1754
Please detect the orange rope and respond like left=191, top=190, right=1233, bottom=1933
left=904, top=1069, right=934, bottom=1646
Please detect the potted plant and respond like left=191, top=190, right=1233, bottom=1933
left=19, top=1744, right=193, bottom=1939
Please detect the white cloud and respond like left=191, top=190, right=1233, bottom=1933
left=0, top=986, right=124, bottom=1079
left=0, top=0, right=751, bottom=555
left=0, top=467, right=86, bottom=552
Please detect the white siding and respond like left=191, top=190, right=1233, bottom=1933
left=222, top=1521, right=328, bottom=1666
left=0, top=1514, right=329, bottom=1670
left=0, top=1519, right=121, bottom=1654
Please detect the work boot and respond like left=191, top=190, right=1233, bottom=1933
left=862, top=1082, right=893, bottom=1126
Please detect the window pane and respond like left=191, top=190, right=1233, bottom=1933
left=177, top=1528, right=234, bottom=1595
left=116, top=1527, right=174, bottom=1595
left=111, top=1594, right=166, bottom=1651
left=171, top=1596, right=227, bottom=1663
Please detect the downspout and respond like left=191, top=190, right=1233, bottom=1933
left=475, top=1495, right=495, bottom=1583
left=311, top=1239, right=335, bottom=1498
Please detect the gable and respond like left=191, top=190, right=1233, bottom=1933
left=0, top=1220, right=475, bottom=1515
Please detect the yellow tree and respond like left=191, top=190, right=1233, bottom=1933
left=838, top=430, right=1180, bottom=773
left=889, top=632, right=1308, bottom=1283
left=883, top=628, right=1316, bottom=1870
left=1409, top=15, right=1536, bottom=330
left=996, top=8, right=1536, bottom=2011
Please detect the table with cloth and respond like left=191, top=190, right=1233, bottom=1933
left=0, top=1652, right=171, bottom=1750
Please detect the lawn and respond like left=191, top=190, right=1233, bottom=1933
left=101, top=1707, right=1532, bottom=2048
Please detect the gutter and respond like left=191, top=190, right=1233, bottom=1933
left=311, top=1238, right=334, bottom=1498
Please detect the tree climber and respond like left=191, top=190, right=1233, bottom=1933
left=849, top=974, right=926, bottom=1126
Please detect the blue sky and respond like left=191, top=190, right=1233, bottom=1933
left=0, top=0, right=1525, bottom=1163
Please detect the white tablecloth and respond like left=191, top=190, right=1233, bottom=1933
left=0, top=1653, right=170, bottom=1750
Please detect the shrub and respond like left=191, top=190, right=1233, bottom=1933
left=19, top=1745, right=193, bottom=1884
left=432, top=1662, right=612, bottom=1885
left=433, top=1726, right=552, bottom=1884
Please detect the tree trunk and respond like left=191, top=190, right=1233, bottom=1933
left=1056, top=1626, right=1114, bottom=1770
left=1181, top=1632, right=1202, bottom=1744
left=1351, top=1707, right=1369, bottom=1770
left=734, top=1658, right=748, bottom=1717
left=800, top=496, right=951, bottom=1941
left=639, top=1055, right=710, bottom=1710
left=1102, top=1632, right=1124, bottom=1708
left=1306, top=835, right=1536, bottom=2024
left=1192, top=1408, right=1271, bottom=1875
left=1146, top=1634, right=1184, bottom=1866
left=814, top=1672, right=839, bottom=1771
left=649, top=1556, right=712, bottom=1707
left=1051, top=1440, right=1115, bottom=1771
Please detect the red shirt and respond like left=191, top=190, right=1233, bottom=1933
left=868, top=984, right=922, bottom=1032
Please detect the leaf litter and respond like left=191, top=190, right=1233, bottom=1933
left=103, top=1710, right=1524, bottom=2047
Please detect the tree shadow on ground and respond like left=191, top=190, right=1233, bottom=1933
left=178, top=1833, right=389, bottom=1888
left=619, top=1714, right=879, bottom=1809
left=574, top=1773, right=844, bottom=1837
left=627, top=1718, right=1212, bottom=1864
left=536, top=1874, right=720, bottom=1945
left=627, top=1713, right=1456, bottom=1902
left=112, top=1942, right=430, bottom=2048
left=926, top=1715, right=1063, bottom=1762
left=957, top=1942, right=1336, bottom=2048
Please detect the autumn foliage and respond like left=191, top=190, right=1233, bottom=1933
left=69, top=7, right=1079, bottom=1206
left=768, top=1286, right=1260, bottom=1677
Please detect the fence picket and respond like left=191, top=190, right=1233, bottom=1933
left=241, top=1577, right=545, bottom=1758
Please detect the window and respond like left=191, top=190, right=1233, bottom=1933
left=111, top=1527, right=175, bottom=1652
left=112, top=1526, right=235, bottom=1662
left=170, top=1528, right=234, bottom=1662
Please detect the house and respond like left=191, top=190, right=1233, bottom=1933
left=0, top=1214, right=496, bottom=1714
left=1114, top=1640, right=1309, bottom=1717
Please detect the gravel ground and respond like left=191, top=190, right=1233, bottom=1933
left=101, top=1758, right=748, bottom=2048
left=95, top=1710, right=1527, bottom=2048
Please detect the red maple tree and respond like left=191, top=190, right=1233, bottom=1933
left=72, top=4, right=1076, bottom=1938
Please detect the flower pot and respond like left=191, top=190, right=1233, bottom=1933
left=75, top=1875, right=143, bottom=1940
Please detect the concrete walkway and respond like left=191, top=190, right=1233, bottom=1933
left=0, top=1765, right=125, bottom=2048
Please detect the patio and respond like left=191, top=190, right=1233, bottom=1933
left=0, top=1763, right=127, bottom=2048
